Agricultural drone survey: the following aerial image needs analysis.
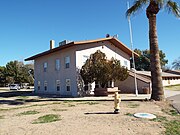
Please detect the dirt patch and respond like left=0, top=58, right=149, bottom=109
left=0, top=97, right=177, bottom=135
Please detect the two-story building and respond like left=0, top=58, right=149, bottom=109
left=25, top=36, right=139, bottom=97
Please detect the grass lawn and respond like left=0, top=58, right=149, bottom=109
left=164, top=84, right=180, bottom=91
left=32, top=114, right=61, bottom=124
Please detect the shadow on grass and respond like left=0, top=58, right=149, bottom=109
left=0, top=90, right=63, bottom=105
left=0, top=100, right=24, bottom=105
left=0, top=90, right=34, bottom=98
left=0, top=90, right=74, bottom=99
left=0, top=90, right=98, bottom=106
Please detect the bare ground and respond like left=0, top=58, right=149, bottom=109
left=0, top=95, right=177, bottom=135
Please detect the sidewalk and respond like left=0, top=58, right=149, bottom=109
left=165, top=90, right=180, bottom=113
left=39, top=94, right=151, bottom=101
left=0, top=88, right=151, bottom=101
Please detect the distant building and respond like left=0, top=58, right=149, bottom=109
left=115, top=70, right=151, bottom=94
left=136, top=71, right=180, bottom=87
left=25, top=37, right=139, bottom=97
left=116, top=70, right=180, bottom=94
left=165, top=70, right=180, bottom=75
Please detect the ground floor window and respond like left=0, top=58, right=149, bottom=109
left=66, top=79, right=71, bottom=91
left=38, top=81, right=40, bottom=90
left=44, top=81, right=47, bottom=91
left=56, top=80, right=60, bottom=91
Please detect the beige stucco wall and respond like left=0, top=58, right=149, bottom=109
left=33, top=40, right=132, bottom=97
left=34, top=46, right=78, bottom=97
left=115, top=76, right=151, bottom=94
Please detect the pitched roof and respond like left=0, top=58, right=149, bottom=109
left=25, top=37, right=139, bottom=61
left=129, top=71, right=151, bottom=83
left=165, top=70, right=180, bottom=75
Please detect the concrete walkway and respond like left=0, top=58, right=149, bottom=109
left=53, top=94, right=151, bottom=101
left=0, top=87, right=150, bottom=101
left=167, top=94, right=180, bottom=113
left=165, top=90, right=180, bottom=113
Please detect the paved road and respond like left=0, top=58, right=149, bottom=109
left=165, top=90, right=180, bottom=113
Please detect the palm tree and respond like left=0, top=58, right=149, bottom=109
left=126, top=0, right=180, bottom=101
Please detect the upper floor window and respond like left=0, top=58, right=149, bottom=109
left=83, top=55, right=89, bottom=64
left=124, top=60, right=128, bottom=68
left=43, top=62, right=48, bottom=72
left=55, top=59, right=60, bottom=71
left=65, top=56, right=70, bottom=68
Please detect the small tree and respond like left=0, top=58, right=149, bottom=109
left=80, top=50, right=129, bottom=88
left=4, top=60, right=34, bottom=85
left=0, top=66, right=6, bottom=86
left=132, top=49, right=168, bottom=71
left=172, top=57, right=180, bottom=70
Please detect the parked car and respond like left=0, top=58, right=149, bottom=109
left=9, top=84, right=20, bottom=90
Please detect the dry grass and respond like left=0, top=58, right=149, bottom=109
left=0, top=97, right=179, bottom=135
left=164, top=84, right=180, bottom=91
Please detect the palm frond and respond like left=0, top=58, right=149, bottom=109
left=166, top=0, right=180, bottom=18
left=155, top=0, right=166, bottom=9
left=126, top=0, right=149, bottom=17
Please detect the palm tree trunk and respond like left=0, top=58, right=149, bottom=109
left=148, top=14, right=165, bottom=101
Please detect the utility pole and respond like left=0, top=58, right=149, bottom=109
left=127, top=2, right=138, bottom=96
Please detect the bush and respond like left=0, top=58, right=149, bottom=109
left=80, top=50, right=129, bottom=88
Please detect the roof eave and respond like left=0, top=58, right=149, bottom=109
left=25, top=37, right=138, bottom=61
left=109, top=38, right=139, bottom=58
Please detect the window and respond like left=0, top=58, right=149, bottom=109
left=82, top=55, right=89, bottom=64
left=66, top=79, right=71, bottom=91
left=124, top=60, right=128, bottom=67
left=44, top=81, right=47, bottom=91
left=43, top=62, right=48, bottom=72
left=55, top=59, right=60, bottom=71
left=38, top=81, right=40, bottom=90
left=65, top=56, right=70, bottom=68
left=56, top=80, right=60, bottom=91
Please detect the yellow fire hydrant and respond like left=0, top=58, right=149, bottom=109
left=114, top=91, right=121, bottom=114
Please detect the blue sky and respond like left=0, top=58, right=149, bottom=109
left=0, top=0, right=179, bottom=67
